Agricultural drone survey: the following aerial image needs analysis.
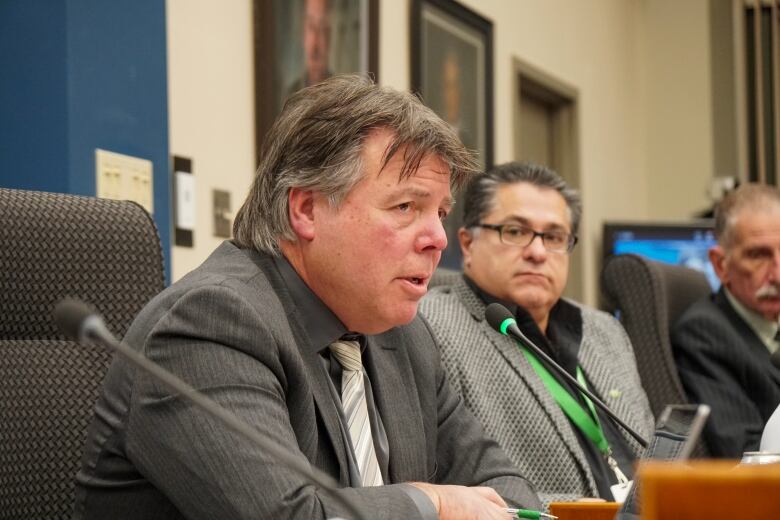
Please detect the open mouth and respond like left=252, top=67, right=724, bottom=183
left=406, top=277, right=425, bottom=286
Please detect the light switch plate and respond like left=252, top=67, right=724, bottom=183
left=95, top=148, right=154, bottom=214
left=213, top=189, right=232, bottom=238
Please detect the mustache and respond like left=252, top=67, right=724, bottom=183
left=755, top=283, right=780, bottom=299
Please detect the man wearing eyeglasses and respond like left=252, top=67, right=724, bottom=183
left=419, top=162, right=653, bottom=507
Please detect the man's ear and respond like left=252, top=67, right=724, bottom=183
left=458, top=227, right=474, bottom=267
left=288, top=188, right=316, bottom=241
left=709, top=245, right=729, bottom=285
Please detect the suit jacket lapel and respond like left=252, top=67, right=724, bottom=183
left=717, top=290, right=780, bottom=387
left=453, top=279, right=595, bottom=488
left=254, top=252, right=351, bottom=485
left=364, top=333, right=427, bottom=482
left=299, top=346, right=352, bottom=484
left=577, top=324, right=646, bottom=454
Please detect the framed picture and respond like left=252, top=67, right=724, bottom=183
left=411, top=0, right=493, bottom=268
left=411, top=0, right=493, bottom=169
left=254, top=0, right=378, bottom=165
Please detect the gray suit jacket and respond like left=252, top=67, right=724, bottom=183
left=672, top=288, right=780, bottom=457
left=419, top=278, right=654, bottom=506
left=73, top=242, right=540, bottom=519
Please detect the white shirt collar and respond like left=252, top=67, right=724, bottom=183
left=724, top=288, right=780, bottom=354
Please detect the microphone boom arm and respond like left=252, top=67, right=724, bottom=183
left=57, top=299, right=365, bottom=520
left=510, top=323, right=648, bottom=448
left=486, top=304, right=649, bottom=449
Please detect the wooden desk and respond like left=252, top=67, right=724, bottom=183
left=638, top=460, right=780, bottom=519
left=548, top=501, right=620, bottom=520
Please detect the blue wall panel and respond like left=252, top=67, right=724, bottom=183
left=0, top=1, right=69, bottom=193
left=0, top=0, right=170, bottom=281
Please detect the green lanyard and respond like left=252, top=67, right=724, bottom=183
left=520, top=347, right=609, bottom=454
left=520, top=346, right=630, bottom=485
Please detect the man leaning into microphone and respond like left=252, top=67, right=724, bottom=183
left=72, top=75, right=541, bottom=519
left=671, top=183, right=780, bottom=457
left=419, top=162, right=653, bottom=506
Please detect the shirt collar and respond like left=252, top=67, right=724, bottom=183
left=463, top=274, right=519, bottom=317
left=273, top=254, right=348, bottom=353
left=462, top=273, right=584, bottom=362
left=724, top=287, right=780, bottom=354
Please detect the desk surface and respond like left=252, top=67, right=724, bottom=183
left=548, top=501, right=619, bottom=520
left=638, top=460, right=780, bottom=520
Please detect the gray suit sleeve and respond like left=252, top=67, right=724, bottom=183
left=125, top=285, right=433, bottom=520
left=419, top=317, right=543, bottom=511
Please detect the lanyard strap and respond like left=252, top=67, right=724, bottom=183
left=520, top=347, right=609, bottom=453
left=520, top=346, right=630, bottom=485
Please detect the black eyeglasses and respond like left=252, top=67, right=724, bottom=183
left=476, top=223, right=578, bottom=253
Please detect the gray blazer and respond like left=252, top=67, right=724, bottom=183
left=419, top=278, right=654, bottom=506
left=73, top=242, right=540, bottom=519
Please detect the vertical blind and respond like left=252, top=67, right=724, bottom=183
left=744, top=0, right=780, bottom=185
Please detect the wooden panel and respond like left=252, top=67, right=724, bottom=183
left=519, top=92, right=554, bottom=167
left=547, top=501, right=620, bottom=520
left=639, top=460, right=780, bottom=519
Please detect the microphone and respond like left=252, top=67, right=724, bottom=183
left=485, top=303, right=648, bottom=448
left=54, top=298, right=363, bottom=520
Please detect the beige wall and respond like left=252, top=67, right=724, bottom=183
left=167, top=0, right=256, bottom=280
left=452, top=0, right=650, bottom=304
left=167, top=0, right=716, bottom=305
left=640, top=0, right=713, bottom=221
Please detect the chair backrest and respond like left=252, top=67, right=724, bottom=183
left=0, top=188, right=164, bottom=519
left=600, top=254, right=712, bottom=418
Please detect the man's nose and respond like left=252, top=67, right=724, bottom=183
left=522, top=233, right=548, bottom=261
left=770, top=251, right=780, bottom=280
left=417, top=215, right=448, bottom=253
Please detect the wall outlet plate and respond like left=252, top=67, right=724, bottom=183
left=95, top=148, right=154, bottom=213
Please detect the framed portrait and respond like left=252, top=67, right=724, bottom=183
left=411, top=0, right=493, bottom=268
left=254, top=0, right=378, bottom=165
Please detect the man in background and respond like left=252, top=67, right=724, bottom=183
left=286, top=0, right=332, bottom=96
left=420, top=162, right=653, bottom=506
left=672, top=183, right=780, bottom=457
left=73, top=75, right=541, bottom=519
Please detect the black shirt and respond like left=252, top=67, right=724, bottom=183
left=464, top=274, right=635, bottom=499
left=273, top=255, right=391, bottom=485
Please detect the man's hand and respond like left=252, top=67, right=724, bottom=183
left=410, top=482, right=511, bottom=519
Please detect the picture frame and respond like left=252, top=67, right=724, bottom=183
left=254, top=0, right=379, bottom=166
left=411, top=0, right=493, bottom=170
left=411, top=0, right=493, bottom=268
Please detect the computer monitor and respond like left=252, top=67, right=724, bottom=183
left=602, top=220, right=720, bottom=290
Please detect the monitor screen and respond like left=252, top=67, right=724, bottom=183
left=602, top=220, right=720, bottom=290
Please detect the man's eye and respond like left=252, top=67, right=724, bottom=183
left=397, top=202, right=411, bottom=212
left=745, top=248, right=771, bottom=260
left=438, top=209, right=448, bottom=221
left=503, top=226, right=526, bottom=238
left=545, top=232, right=566, bottom=246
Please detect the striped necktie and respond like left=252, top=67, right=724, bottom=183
left=329, top=339, right=384, bottom=487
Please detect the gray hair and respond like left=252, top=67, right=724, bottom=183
left=461, top=161, right=582, bottom=235
left=714, top=183, right=780, bottom=248
left=233, top=74, right=479, bottom=254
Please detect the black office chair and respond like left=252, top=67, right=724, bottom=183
left=0, top=188, right=165, bottom=519
left=600, top=254, right=712, bottom=418
left=601, top=254, right=715, bottom=518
